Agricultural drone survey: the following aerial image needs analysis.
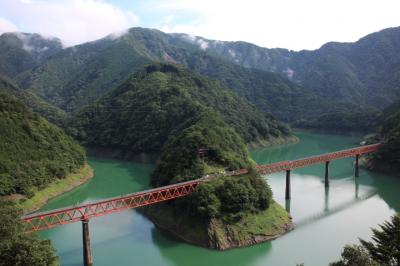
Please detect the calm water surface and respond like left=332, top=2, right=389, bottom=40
left=39, top=131, right=400, bottom=266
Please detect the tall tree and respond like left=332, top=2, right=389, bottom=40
left=360, top=215, right=400, bottom=266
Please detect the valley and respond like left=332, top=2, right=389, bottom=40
left=0, top=22, right=399, bottom=266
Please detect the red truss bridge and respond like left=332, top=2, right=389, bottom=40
left=21, top=143, right=380, bottom=265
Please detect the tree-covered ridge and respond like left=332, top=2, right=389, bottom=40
left=295, top=109, right=381, bottom=133
left=143, top=83, right=287, bottom=249
left=70, top=63, right=292, bottom=154
left=150, top=108, right=253, bottom=187
left=189, top=27, right=400, bottom=110
left=9, top=27, right=349, bottom=123
left=366, top=100, right=400, bottom=174
left=0, top=92, right=85, bottom=196
left=0, top=32, right=62, bottom=78
left=148, top=100, right=274, bottom=219
left=0, top=75, right=67, bottom=126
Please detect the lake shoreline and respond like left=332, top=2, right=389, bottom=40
left=15, top=163, right=94, bottom=214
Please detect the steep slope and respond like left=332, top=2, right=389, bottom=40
left=183, top=27, right=400, bottom=108
left=365, top=100, right=400, bottom=175
left=17, top=28, right=341, bottom=122
left=0, top=32, right=62, bottom=78
left=70, top=63, right=293, bottom=155
left=0, top=75, right=67, bottom=126
left=0, top=92, right=85, bottom=196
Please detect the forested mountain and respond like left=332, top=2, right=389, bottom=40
left=0, top=32, right=62, bottom=78
left=1, top=27, right=399, bottom=124
left=0, top=75, right=67, bottom=126
left=0, top=92, right=85, bottom=196
left=0, top=28, right=351, bottom=122
left=366, top=100, right=400, bottom=174
left=179, top=27, right=400, bottom=108
left=70, top=63, right=293, bottom=155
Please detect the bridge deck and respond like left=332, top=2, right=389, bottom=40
left=22, top=143, right=380, bottom=232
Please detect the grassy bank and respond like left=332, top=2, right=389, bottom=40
left=16, top=164, right=93, bottom=214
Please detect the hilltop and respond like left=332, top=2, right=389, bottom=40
left=69, top=63, right=294, bottom=156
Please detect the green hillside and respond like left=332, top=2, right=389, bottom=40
left=0, top=75, right=67, bottom=126
left=366, top=100, right=400, bottom=174
left=12, top=28, right=348, bottom=122
left=0, top=92, right=85, bottom=196
left=0, top=32, right=62, bottom=78
left=193, top=27, right=400, bottom=109
left=70, top=63, right=293, bottom=154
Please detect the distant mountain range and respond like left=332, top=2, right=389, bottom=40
left=0, top=26, right=399, bottom=124
left=175, top=27, right=400, bottom=108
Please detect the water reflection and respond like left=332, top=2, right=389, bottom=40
left=285, top=199, right=291, bottom=213
left=324, top=186, right=330, bottom=213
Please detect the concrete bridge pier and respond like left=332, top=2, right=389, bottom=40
left=285, top=170, right=291, bottom=200
left=325, top=161, right=330, bottom=187
left=355, top=154, right=360, bottom=177
left=82, top=218, right=93, bottom=266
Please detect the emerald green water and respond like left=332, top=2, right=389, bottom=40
left=39, top=131, right=399, bottom=266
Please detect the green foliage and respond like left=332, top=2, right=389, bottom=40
left=150, top=107, right=253, bottom=186
left=188, top=173, right=273, bottom=220
left=0, top=32, right=62, bottom=78
left=368, top=100, right=400, bottom=171
left=295, top=109, right=381, bottom=132
left=0, top=199, right=58, bottom=266
left=200, top=27, right=400, bottom=111
left=11, top=27, right=348, bottom=123
left=0, top=75, right=67, bottom=126
left=359, top=215, right=400, bottom=265
left=331, top=215, right=400, bottom=266
left=0, top=92, right=85, bottom=196
left=330, top=245, right=379, bottom=266
left=70, top=63, right=291, bottom=154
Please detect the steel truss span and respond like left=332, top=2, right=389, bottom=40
left=22, top=143, right=380, bottom=232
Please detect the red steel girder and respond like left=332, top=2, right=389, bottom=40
left=22, top=179, right=202, bottom=232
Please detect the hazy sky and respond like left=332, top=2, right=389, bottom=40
left=1, top=0, right=400, bottom=50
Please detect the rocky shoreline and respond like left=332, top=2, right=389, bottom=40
left=142, top=201, right=293, bottom=251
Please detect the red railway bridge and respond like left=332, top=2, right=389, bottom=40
left=21, top=143, right=380, bottom=265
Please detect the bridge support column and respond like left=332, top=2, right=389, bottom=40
left=82, top=218, right=93, bottom=266
left=325, top=161, right=330, bottom=187
left=285, top=170, right=291, bottom=200
left=355, top=154, right=360, bottom=177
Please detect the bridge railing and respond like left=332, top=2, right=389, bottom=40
left=22, top=178, right=206, bottom=232
left=257, top=143, right=380, bottom=174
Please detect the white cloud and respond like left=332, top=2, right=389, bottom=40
left=0, top=17, right=18, bottom=34
left=157, top=0, right=400, bottom=51
left=0, top=0, right=139, bottom=46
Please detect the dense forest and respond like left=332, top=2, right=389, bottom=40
left=70, top=63, right=293, bottom=155
left=0, top=92, right=85, bottom=196
left=0, top=199, right=58, bottom=265
left=191, top=27, right=400, bottom=109
left=295, top=109, right=381, bottom=133
left=366, top=100, right=400, bottom=174
left=142, top=84, right=288, bottom=248
left=0, top=29, right=356, bottom=123
left=0, top=75, right=67, bottom=126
